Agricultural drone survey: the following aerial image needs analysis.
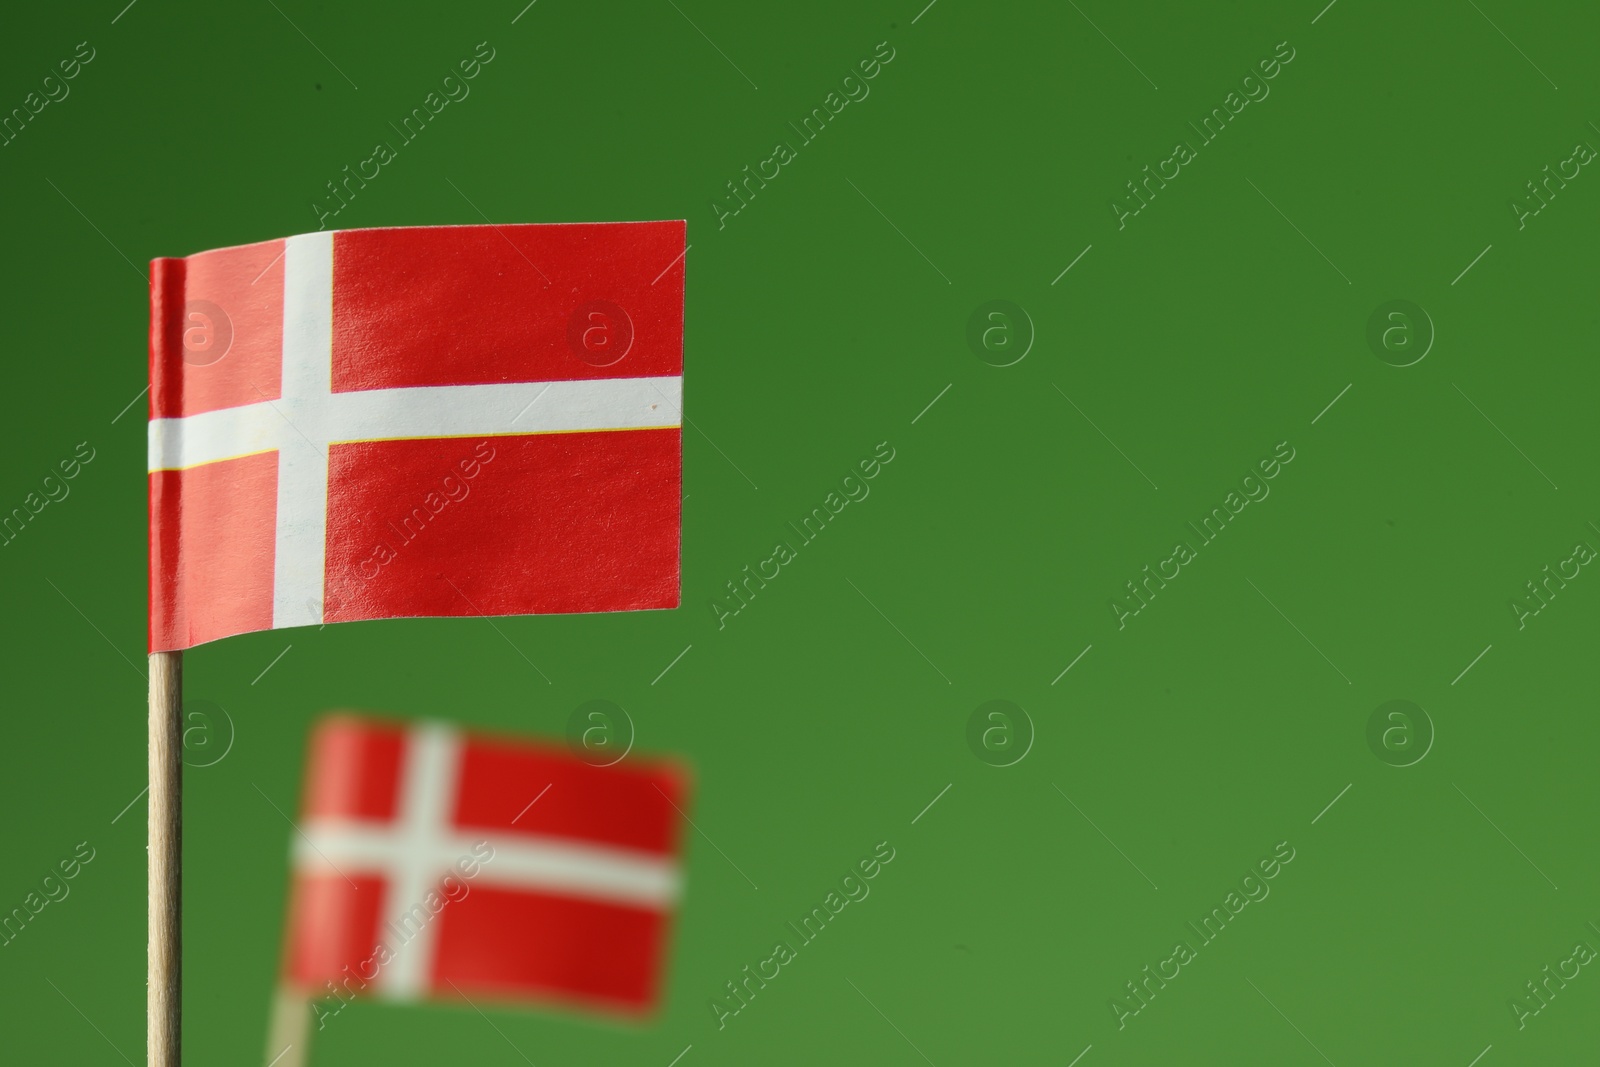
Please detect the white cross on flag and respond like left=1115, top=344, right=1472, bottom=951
left=283, top=715, right=690, bottom=1015
left=147, top=222, right=685, bottom=652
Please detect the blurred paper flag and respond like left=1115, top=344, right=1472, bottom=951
left=282, top=714, right=690, bottom=1016
left=147, top=222, right=685, bottom=652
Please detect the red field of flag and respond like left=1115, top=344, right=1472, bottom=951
left=282, top=715, right=691, bottom=1016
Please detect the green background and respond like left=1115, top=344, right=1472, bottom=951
left=2, top=0, right=1597, bottom=1062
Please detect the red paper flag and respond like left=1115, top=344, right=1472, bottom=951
left=147, top=222, right=685, bottom=652
left=283, top=715, right=690, bottom=1016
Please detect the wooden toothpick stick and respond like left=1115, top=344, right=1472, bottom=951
left=265, top=984, right=311, bottom=1067
left=150, top=651, right=182, bottom=1066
